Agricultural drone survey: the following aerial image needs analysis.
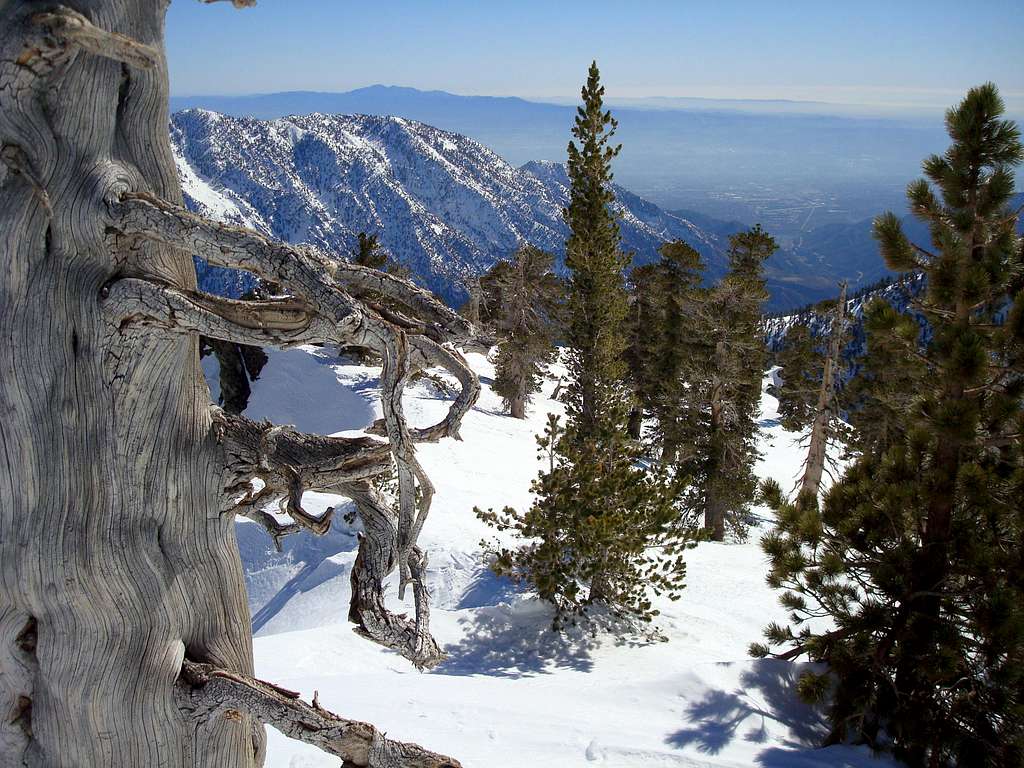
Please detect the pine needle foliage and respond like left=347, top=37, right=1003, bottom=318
left=352, top=231, right=411, bottom=279
left=490, top=246, right=565, bottom=418
left=624, top=262, right=663, bottom=438
left=775, top=324, right=822, bottom=432
left=755, top=84, right=1024, bottom=768
left=624, top=240, right=708, bottom=458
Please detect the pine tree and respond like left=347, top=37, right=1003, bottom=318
left=775, top=323, right=820, bottom=431
left=623, top=241, right=708, bottom=461
left=490, top=245, right=564, bottom=418
left=353, top=231, right=387, bottom=269
left=651, top=241, right=707, bottom=464
left=625, top=262, right=662, bottom=438
left=695, top=226, right=774, bottom=540
left=476, top=63, right=698, bottom=624
left=352, top=230, right=410, bottom=279
left=562, top=61, right=630, bottom=443
left=842, top=295, right=927, bottom=457
left=756, top=84, right=1024, bottom=767
left=476, top=259, right=516, bottom=328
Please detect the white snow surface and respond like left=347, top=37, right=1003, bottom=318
left=219, top=347, right=898, bottom=768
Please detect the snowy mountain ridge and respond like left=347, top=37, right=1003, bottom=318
left=172, top=109, right=724, bottom=304
left=764, top=274, right=928, bottom=383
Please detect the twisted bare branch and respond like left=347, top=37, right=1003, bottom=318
left=214, top=413, right=444, bottom=667
left=176, top=659, right=460, bottom=768
left=344, top=482, right=444, bottom=669
left=102, top=277, right=321, bottom=346
left=32, top=6, right=160, bottom=69
left=104, top=192, right=480, bottom=668
left=214, top=410, right=393, bottom=510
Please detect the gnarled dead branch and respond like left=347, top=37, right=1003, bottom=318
left=213, top=411, right=445, bottom=668
left=176, top=659, right=460, bottom=768
left=98, top=251, right=476, bottom=666
left=344, top=482, right=444, bottom=669
left=32, top=6, right=160, bottom=69
left=103, top=194, right=480, bottom=605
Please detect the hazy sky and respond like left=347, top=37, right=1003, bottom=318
left=166, top=0, right=1024, bottom=112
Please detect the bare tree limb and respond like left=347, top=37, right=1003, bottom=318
left=201, top=0, right=258, bottom=7
left=176, top=659, right=460, bottom=768
left=102, top=277, right=321, bottom=346
left=332, top=262, right=473, bottom=343
left=344, top=482, right=444, bottom=669
left=214, top=415, right=445, bottom=668
left=32, top=6, right=160, bottom=69
left=214, top=411, right=393, bottom=507
left=105, top=193, right=481, bottom=668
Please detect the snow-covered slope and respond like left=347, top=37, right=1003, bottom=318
left=204, top=349, right=899, bottom=768
left=173, top=109, right=724, bottom=303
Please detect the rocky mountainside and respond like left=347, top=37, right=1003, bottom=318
left=172, top=109, right=726, bottom=305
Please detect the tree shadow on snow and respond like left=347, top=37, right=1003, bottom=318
left=455, top=568, right=521, bottom=610
left=437, top=598, right=658, bottom=679
left=665, top=660, right=831, bottom=764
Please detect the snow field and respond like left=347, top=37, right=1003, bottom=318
left=213, top=346, right=896, bottom=768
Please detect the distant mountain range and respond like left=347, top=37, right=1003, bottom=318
left=170, top=85, right=949, bottom=225
left=174, top=108, right=1019, bottom=312
left=173, top=108, right=901, bottom=311
left=173, top=109, right=733, bottom=305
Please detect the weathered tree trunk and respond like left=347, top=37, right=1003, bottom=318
left=461, top=276, right=481, bottom=327
left=626, top=404, right=643, bottom=439
left=509, top=390, right=527, bottom=419
left=1, top=3, right=261, bottom=764
left=798, top=282, right=846, bottom=504
left=704, top=489, right=727, bottom=542
left=0, top=4, right=468, bottom=766
left=660, top=433, right=679, bottom=465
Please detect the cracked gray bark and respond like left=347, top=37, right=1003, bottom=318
left=0, top=2, right=471, bottom=766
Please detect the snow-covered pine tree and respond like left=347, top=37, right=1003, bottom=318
left=476, top=63, right=697, bottom=625
left=756, top=83, right=1024, bottom=768
left=490, top=245, right=563, bottom=418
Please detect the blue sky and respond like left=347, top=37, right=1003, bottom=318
left=166, top=0, right=1024, bottom=112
